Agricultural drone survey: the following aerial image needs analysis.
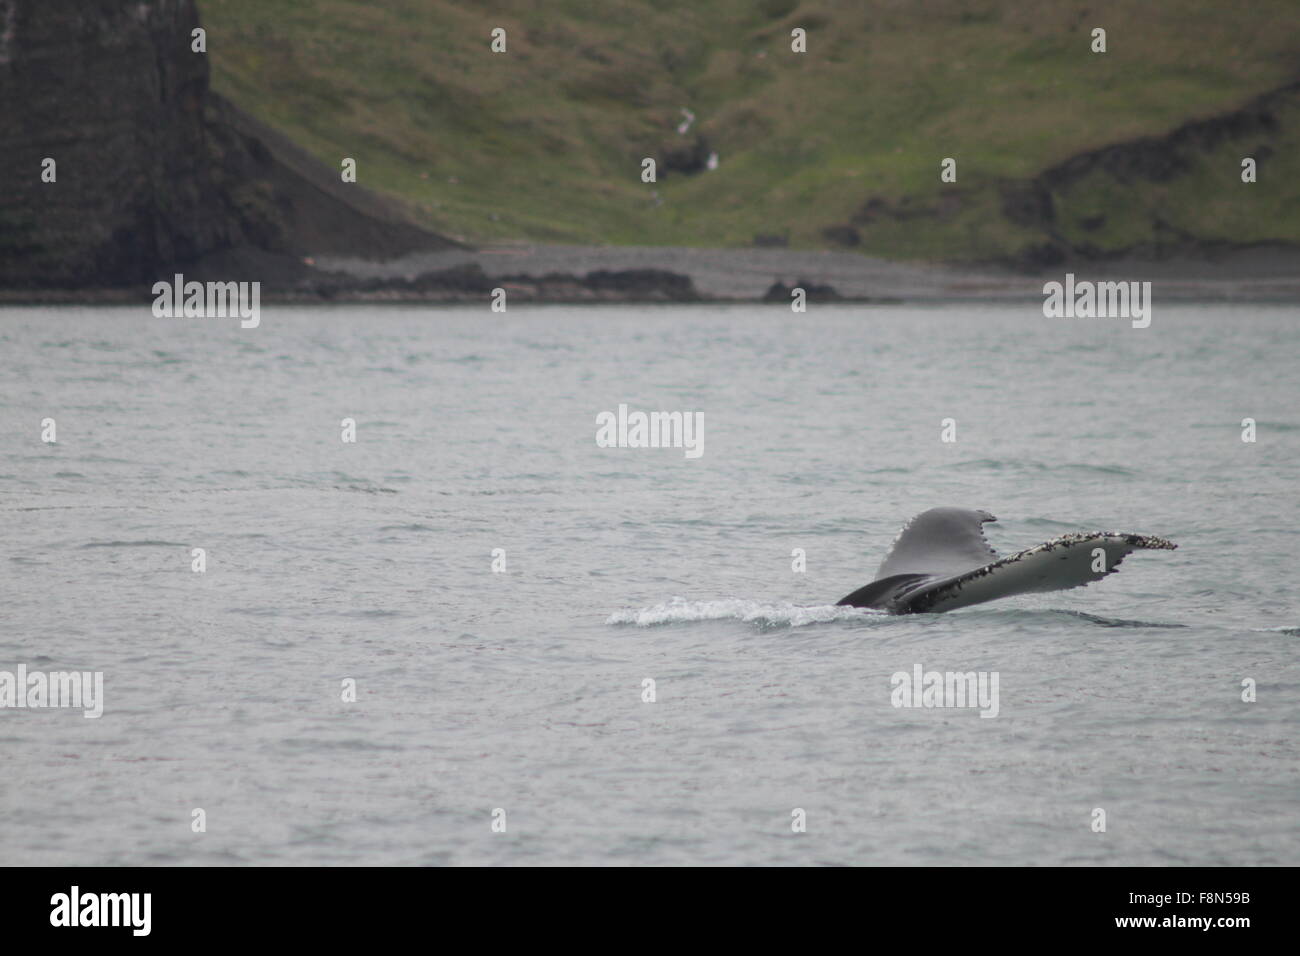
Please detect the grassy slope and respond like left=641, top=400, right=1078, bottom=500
left=200, top=0, right=1300, bottom=260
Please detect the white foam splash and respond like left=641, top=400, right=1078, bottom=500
left=606, top=597, right=883, bottom=628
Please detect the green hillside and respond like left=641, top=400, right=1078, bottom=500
left=200, top=0, right=1300, bottom=261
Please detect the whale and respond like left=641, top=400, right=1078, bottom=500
left=836, top=508, right=1176, bottom=614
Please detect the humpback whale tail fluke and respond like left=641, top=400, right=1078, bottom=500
left=837, top=507, right=1176, bottom=614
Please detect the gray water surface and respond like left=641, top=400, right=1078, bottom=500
left=2, top=303, right=1297, bottom=865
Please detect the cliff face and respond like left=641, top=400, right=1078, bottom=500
left=2, top=1, right=232, bottom=286
left=0, top=0, right=451, bottom=290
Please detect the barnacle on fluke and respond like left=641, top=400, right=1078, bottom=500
left=837, top=508, right=1177, bottom=615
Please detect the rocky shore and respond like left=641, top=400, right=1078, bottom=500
left=6, top=243, right=1299, bottom=306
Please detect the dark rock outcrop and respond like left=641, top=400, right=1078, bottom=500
left=658, top=135, right=713, bottom=177
left=821, top=224, right=860, bottom=247
left=224, top=262, right=701, bottom=303
left=581, top=268, right=698, bottom=299
left=347, top=265, right=700, bottom=302
left=762, top=278, right=840, bottom=302
left=0, top=0, right=453, bottom=290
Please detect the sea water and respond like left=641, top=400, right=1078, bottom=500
left=1, top=302, right=1297, bottom=865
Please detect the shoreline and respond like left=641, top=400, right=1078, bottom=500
left=3, top=243, right=1299, bottom=307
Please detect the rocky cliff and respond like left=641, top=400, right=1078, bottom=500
left=0, top=0, right=452, bottom=290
